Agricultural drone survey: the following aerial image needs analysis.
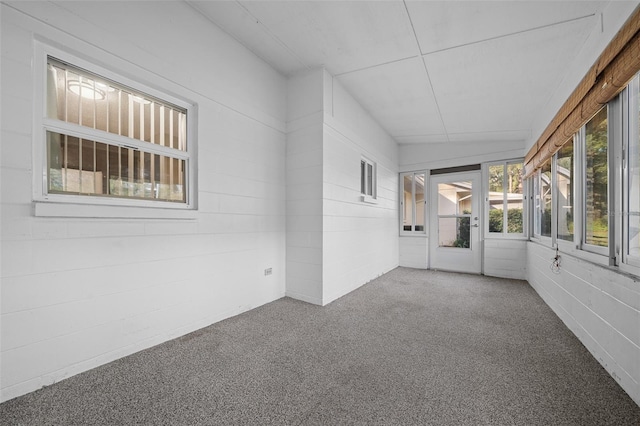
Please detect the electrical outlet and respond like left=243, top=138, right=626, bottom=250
left=264, top=268, right=272, bottom=276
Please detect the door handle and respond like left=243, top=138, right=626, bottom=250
left=472, top=224, right=479, bottom=228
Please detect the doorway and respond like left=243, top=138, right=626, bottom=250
left=429, top=171, right=482, bottom=273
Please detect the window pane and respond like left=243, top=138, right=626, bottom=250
left=47, top=57, right=186, bottom=151
left=438, top=217, right=471, bottom=248
left=366, top=163, right=373, bottom=196
left=585, top=107, right=608, bottom=247
left=415, top=173, right=425, bottom=231
left=488, top=164, right=504, bottom=233
left=534, top=173, right=540, bottom=235
left=628, top=79, right=640, bottom=257
left=361, top=161, right=366, bottom=194
left=557, top=141, right=574, bottom=241
left=540, top=160, right=552, bottom=237
left=506, top=163, right=523, bottom=233
left=438, top=182, right=471, bottom=215
left=47, top=131, right=185, bottom=202
left=403, top=175, right=414, bottom=231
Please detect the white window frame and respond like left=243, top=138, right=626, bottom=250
left=484, top=159, right=526, bottom=239
left=554, top=135, right=577, bottom=253
left=400, top=171, right=427, bottom=235
left=621, top=74, right=640, bottom=273
left=532, top=158, right=553, bottom=245
left=360, top=156, right=377, bottom=203
left=33, top=42, right=197, bottom=219
left=579, top=105, right=611, bottom=257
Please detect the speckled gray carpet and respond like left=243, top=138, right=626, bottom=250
left=2, top=267, right=639, bottom=425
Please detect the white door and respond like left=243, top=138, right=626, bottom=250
left=429, top=171, right=482, bottom=273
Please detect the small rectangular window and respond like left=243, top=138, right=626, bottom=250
left=360, top=157, right=376, bottom=201
left=487, top=161, right=523, bottom=236
left=401, top=172, right=426, bottom=233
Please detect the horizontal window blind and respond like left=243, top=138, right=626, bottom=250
left=524, top=6, right=640, bottom=177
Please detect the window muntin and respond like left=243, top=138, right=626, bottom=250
left=487, top=161, right=524, bottom=235
left=584, top=107, right=608, bottom=248
left=401, top=172, right=426, bottom=233
left=44, top=56, right=190, bottom=204
left=556, top=140, right=574, bottom=242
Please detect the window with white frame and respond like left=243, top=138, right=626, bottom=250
left=624, top=74, right=640, bottom=266
left=527, top=85, right=626, bottom=265
left=583, top=106, right=609, bottom=250
left=36, top=48, right=195, bottom=212
left=556, top=138, right=575, bottom=243
left=487, top=161, right=524, bottom=236
left=533, top=159, right=552, bottom=239
left=360, top=157, right=376, bottom=201
left=401, top=172, right=426, bottom=233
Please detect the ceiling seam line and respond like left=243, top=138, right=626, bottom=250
left=334, top=55, right=419, bottom=77
left=421, top=13, right=597, bottom=57
left=402, top=0, right=449, bottom=143
left=419, top=57, right=450, bottom=143
left=396, top=128, right=530, bottom=137
left=233, top=0, right=311, bottom=72
left=402, top=0, right=424, bottom=55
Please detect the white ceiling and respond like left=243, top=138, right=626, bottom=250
left=188, top=0, right=607, bottom=146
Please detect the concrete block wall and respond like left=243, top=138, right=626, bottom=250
left=527, top=242, right=640, bottom=406
left=321, top=73, right=399, bottom=304
left=1, top=1, right=287, bottom=402
left=285, top=70, right=325, bottom=305
left=285, top=70, right=399, bottom=306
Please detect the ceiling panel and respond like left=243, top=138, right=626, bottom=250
left=189, top=1, right=306, bottom=75
left=424, top=16, right=596, bottom=136
left=337, top=57, right=446, bottom=138
left=237, top=0, right=417, bottom=76
left=186, top=1, right=614, bottom=146
left=407, top=1, right=605, bottom=54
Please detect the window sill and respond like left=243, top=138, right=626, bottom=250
left=528, top=238, right=610, bottom=268
left=485, top=234, right=527, bottom=241
left=34, top=200, right=197, bottom=220
left=361, top=194, right=378, bottom=204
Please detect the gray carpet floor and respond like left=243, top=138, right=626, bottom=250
left=2, top=267, right=639, bottom=425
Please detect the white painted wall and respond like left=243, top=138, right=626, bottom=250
left=322, top=72, right=399, bottom=304
left=484, top=239, right=527, bottom=279
left=399, top=140, right=526, bottom=173
left=527, top=242, right=640, bottom=406
left=399, top=237, right=428, bottom=269
left=285, top=69, right=324, bottom=305
left=285, top=70, right=399, bottom=306
left=1, top=1, right=287, bottom=402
